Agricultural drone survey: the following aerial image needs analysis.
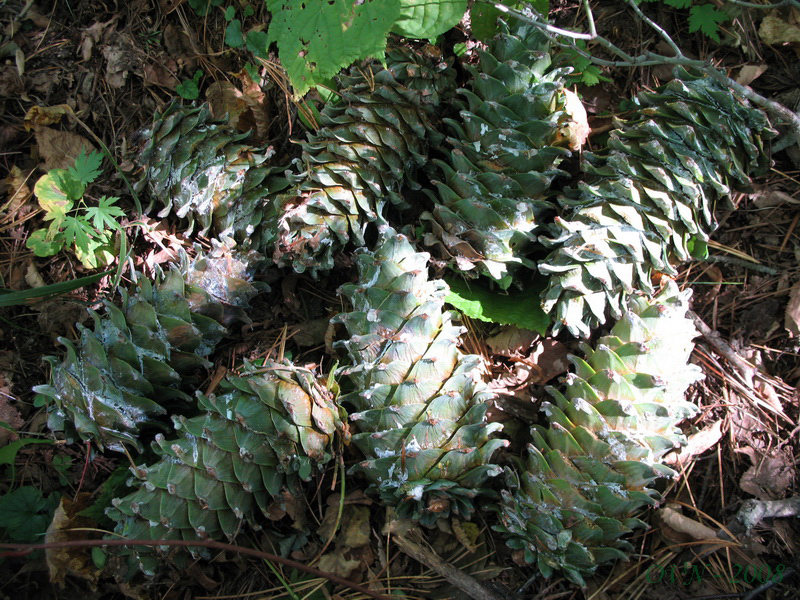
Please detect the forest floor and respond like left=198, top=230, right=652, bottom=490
left=0, top=1, right=799, bottom=599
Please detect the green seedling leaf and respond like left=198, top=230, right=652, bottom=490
left=68, top=149, right=103, bottom=187
left=187, top=0, right=223, bottom=16
left=445, top=277, right=550, bottom=335
left=225, top=19, right=244, bottom=48
left=224, top=5, right=236, bottom=20
left=243, top=4, right=255, bottom=17
left=664, top=0, right=691, bottom=8
left=84, top=196, right=124, bottom=231
left=688, top=4, right=727, bottom=42
left=266, top=0, right=401, bottom=96
left=0, top=486, right=59, bottom=543
left=0, top=269, right=111, bottom=307
left=61, top=215, right=94, bottom=253
left=176, top=70, right=203, bottom=100
left=393, top=0, right=467, bottom=39
left=26, top=228, right=64, bottom=257
left=73, top=233, right=115, bottom=270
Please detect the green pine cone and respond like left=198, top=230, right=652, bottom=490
left=36, top=244, right=263, bottom=452
left=136, top=103, right=289, bottom=239
left=265, top=45, right=457, bottom=275
left=332, top=227, right=507, bottom=525
left=539, top=69, right=775, bottom=336
left=423, top=19, right=573, bottom=288
left=495, top=281, right=703, bottom=585
left=106, top=361, right=342, bottom=575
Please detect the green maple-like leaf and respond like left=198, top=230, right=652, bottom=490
left=392, top=0, right=467, bottom=39
left=68, top=149, right=103, bottom=187
left=688, top=4, right=728, bottom=41
left=61, top=215, right=94, bottom=252
left=84, top=196, right=124, bottom=231
left=0, top=486, right=59, bottom=543
left=265, top=0, right=401, bottom=96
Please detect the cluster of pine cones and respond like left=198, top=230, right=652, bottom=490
left=34, top=17, right=773, bottom=586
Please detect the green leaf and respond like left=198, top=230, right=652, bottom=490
left=73, top=233, right=115, bottom=270
left=34, top=170, right=74, bottom=218
left=0, top=269, right=112, bottom=307
left=68, top=149, right=103, bottom=187
left=84, top=196, right=124, bottom=231
left=224, top=5, right=235, bottom=20
left=266, top=0, right=401, bottom=96
left=26, top=228, right=64, bottom=257
left=392, top=0, right=467, bottom=39
left=664, top=0, right=691, bottom=7
left=445, top=277, right=550, bottom=335
left=0, top=438, right=53, bottom=467
left=245, top=30, right=269, bottom=59
left=243, top=4, right=255, bottom=18
left=61, top=215, right=94, bottom=253
left=470, top=1, right=538, bottom=41
left=688, top=4, right=728, bottom=42
left=0, top=486, right=59, bottom=543
left=187, top=0, right=223, bottom=16
left=225, top=19, right=244, bottom=48
left=176, top=70, right=203, bottom=100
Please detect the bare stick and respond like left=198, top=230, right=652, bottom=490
left=393, top=534, right=506, bottom=600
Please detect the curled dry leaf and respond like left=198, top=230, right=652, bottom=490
left=736, top=64, right=768, bottom=86
left=45, top=494, right=101, bottom=588
left=23, top=104, right=73, bottom=131
left=0, top=373, right=22, bottom=447
left=142, top=62, right=179, bottom=90
left=485, top=326, right=537, bottom=357
left=561, top=88, right=590, bottom=151
left=664, top=420, right=723, bottom=466
left=659, top=506, right=717, bottom=540
left=759, top=14, right=800, bottom=46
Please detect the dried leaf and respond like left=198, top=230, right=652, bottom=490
left=486, top=326, right=537, bottom=357
left=736, top=64, right=768, bottom=86
left=0, top=166, right=33, bottom=213
left=528, top=339, right=570, bottom=384
left=0, top=373, right=22, bottom=447
left=739, top=449, right=795, bottom=500
left=659, top=506, right=717, bottom=540
left=561, top=88, right=590, bottom=151
left=45, top=494, right=100, bottom=587
left=34, top=127, right=95, bottom=171
left=206, top=80, right=249, bottom=127
left=664, top=420, right=723, bottom=466
left=142, top=63, right=179, bottom=89
left=317, top=552, right=361, bottom=579
left=23, top=104, right=73, bottom=131
left=759, top=14, right=800, bottom=45
left=785, top=281, right=800, bottom=337
left=340, top=505, right=370, bottom=548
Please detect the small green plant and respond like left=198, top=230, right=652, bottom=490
left=26, top=150, right=124, bottom=269
left=176, top=69, right=204, bottom=100
left=0, top=486, right=59, bottom=544
left=638, top=0, right=729, bottom=42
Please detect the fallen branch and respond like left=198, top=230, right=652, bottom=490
left=393, top=534, right=506, bottom=600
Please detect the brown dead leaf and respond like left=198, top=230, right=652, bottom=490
left=486, top=326, right=537, bottom=357
left=23, top=104, right=73, bottom=131
left=736, top=64, right=768, bottom=86
left=340, top=505, right=371, bottom=548
left=0, top=165, right=33, bottom=214
left=318, top=552, right=361, bottom=579
left=785, top=281, right=800, bottom=337
left=759, top=14, right=800, bottom=45
left=207, top=80, right=249, bottom=125
left=739, top=449, right=795, bottom=500
left=752, top=188, right=799, bottom=208
left=561, top=89, right=590, bottom=151
left=237, top=68, right=271, bottom=140
left=292, top=318, right=329, bottom=348
left=79, top=20, right=115, bottom=62
left=664, top=420, right=723, bottom=466
left=694, top=264, right=723, bottom=306
left=35, top=126, right=95, bottom=171
left=528, top=339, right=570, bottom=384
left=659, top=506, right=717, bottom=540
left=142, top=62, right=179, bottom=89
left=0, top=65, right=24, bottom=97
left=46, top=494, right=101, bottom=588
left=0, top=374, right=22, bottom=447
left=101, top=34, right=138, bottom=89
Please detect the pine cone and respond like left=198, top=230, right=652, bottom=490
left=422, top=20, right=573, bottom=288
left=36, top=244, right=263, bottom=452
left=136, top=103, right=289, bottom=239
left=106, top=361, right=342, bottom=575
left=495, top=281, right=703, bottom=585
left=539, top=69, right=775, bottom=336
left=332, top=227, right=507, bottom=525
left=266, top=45, right=457, bottom=275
